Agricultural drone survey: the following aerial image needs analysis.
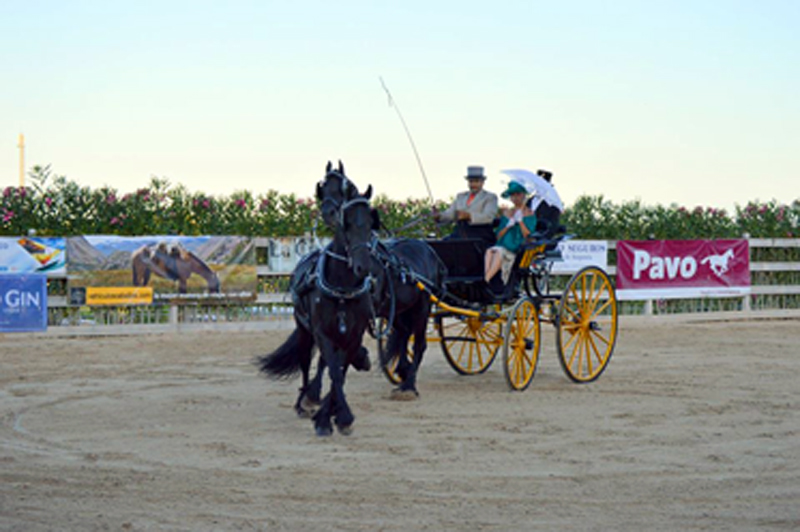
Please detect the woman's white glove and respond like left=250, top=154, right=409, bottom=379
left=512, top=209, right=524, bottom=223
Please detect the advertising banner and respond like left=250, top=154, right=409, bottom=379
left=261, top=236, right=330, bottom=275
left=0, top=237, right=67, bottom=276
left=551, top=240, right=608, bottom=274
left=67, top=235, right=256, bottom=303
left=616, top=239, right=750, bottom=300
left=85, top=287, right=154, bottom=306
left=0, top=274, right=47, bottom=332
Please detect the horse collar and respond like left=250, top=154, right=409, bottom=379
left=315, top=249, right=373, bottom=301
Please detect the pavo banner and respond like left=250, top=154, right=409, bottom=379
left=66, top=236, right=256, bottom=304
left=616, top=239, right=750, bottom=300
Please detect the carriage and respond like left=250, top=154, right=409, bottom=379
left=379, top=229, right=619, bottom=391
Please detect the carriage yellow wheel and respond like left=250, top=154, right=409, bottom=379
left=502, top=297, right=541, bottom=391
left=556, top=266, right=618, bottom=383
left=437, top=311, right=502, bottom=375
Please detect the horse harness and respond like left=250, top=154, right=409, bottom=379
left=291, top=237, right=433, bottom=340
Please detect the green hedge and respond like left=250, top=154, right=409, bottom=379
left=2, top=165, right=799, bottom=240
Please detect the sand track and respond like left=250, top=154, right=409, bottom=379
left=1, top=317, right=799, bottom=531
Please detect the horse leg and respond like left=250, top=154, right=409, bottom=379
left=330, top=351, right=355, bottom=436
left=403, top=307, right=431, bottom=396
left=302, top=356, right=325, bottom=415
left=351, top=345, right=371, bottom=372
left=312, top=390, right=334, bottom=437
left=390, top=318, right=418, bottom=401
left=311, top=340, right=340, bottom=437
left=295, top=345, right=317, bottom=418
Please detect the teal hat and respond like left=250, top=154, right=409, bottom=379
left=501, top=181, right=527, bottom=198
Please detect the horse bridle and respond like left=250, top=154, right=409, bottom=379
left=317, top=195, right=376, bottom=295
left=324, top=196, right=376, bottom=263
left=320, top=170, right=354, bottom=220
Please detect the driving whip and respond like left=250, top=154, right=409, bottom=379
left=379, top=77, right=435, bottom=204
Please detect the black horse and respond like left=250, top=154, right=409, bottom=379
left=373, top=238, right=446, bottom=399
left=255, top=162, right=445, bottom=435
left=256, top=179, right=378, bottom=436
left=312, top=164, right=447, bottom=399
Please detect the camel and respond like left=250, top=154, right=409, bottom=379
left=131, top=242, right=220, bottom=294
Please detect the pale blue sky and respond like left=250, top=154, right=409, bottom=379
left=1, top=1, right=798, bottom=212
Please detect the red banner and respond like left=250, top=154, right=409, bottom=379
left=616, top=239, right=750, bottom=300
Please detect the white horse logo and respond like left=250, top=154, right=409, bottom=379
left=701, top=249, right=735, bottom=277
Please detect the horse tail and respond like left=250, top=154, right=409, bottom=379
left=253, top=326, right=313, bottom=380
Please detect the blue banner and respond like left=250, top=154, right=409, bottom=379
left=0, top=237, right=67, bottom=276
left=0, top=274, right=48, bottom=332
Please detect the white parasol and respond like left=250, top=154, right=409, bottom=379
left=500, top=169, right=563, bottom=212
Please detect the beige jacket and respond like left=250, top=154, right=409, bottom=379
left=439, top=189, right=499, bottom=225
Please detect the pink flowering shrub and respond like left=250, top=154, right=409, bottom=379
left=2, top=165, right=798, bottom=239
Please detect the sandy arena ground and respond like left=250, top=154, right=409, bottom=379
left=1, top=316, right=799, bottom=531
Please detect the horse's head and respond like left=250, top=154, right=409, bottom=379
left=316, top=160, right=372, bottom=229
left=336, top=187, right=374, bottom=280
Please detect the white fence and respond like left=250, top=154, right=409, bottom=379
left=251, top=237, right=800, bottom=316
left=43, top=237, right=800, bottom=324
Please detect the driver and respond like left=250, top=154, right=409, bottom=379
left=434, top=165, right=498, bottom=245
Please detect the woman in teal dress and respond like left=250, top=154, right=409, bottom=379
left=484, top=181, right=537, bottom=284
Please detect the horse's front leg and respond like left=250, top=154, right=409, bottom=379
left=311, top=339, right=337, bottom=437
left=295, top=345, right=318, bottom=418
left=312, top=390, right=334, bottom=437
left=302, top=355, right=325, bottom=415
left=328, top=348, right=355, bottom=436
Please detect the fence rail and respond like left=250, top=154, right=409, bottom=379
left=41, top=237, right=800, bottom=326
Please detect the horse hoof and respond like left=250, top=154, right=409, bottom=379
left=391, top=389, right=419, bottom=401
left=315, top=426, right=333, bottom=437
left=336, top=424, right=354, bottom=436
left=300, top=397, right=320, bottom=415
left=295, top=406, right=313, bottom=419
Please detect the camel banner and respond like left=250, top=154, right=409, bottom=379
left=616, top=239, right=750, bottom=300
left=66, top=235, right=256, bottom=304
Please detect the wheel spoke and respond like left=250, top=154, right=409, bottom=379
left=440, top=315, right=500, bottom=375
left=563, top=302, right=581, bottom=323
left=589, top=327, right=611, bottom=347
left=582, top=333, right=594, bottom=377
left=566, top=329, right=581, bottom=369
left=590, top=298, right=614, bottom=320
left=586, top=330, right=607, bottom=367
